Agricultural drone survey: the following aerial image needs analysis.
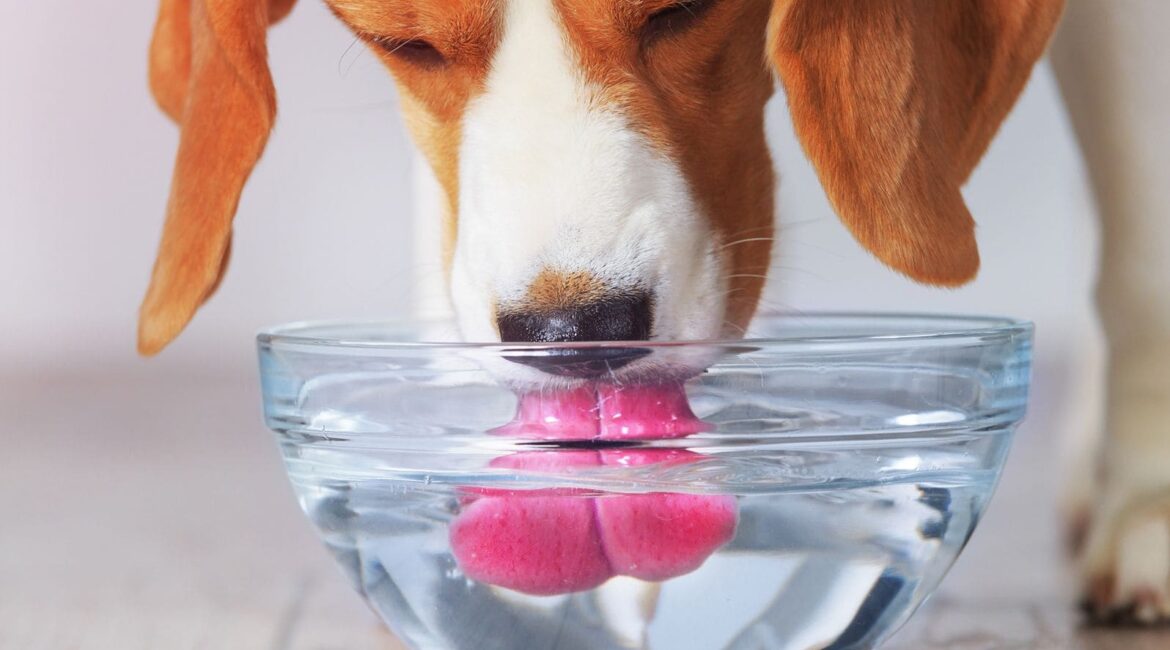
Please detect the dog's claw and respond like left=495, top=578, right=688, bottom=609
left=1080, top=582, right=1170, bottom=626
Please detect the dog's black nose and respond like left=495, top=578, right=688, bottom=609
left=498, top=292, right=653, bottom=343
left=497, top=292, right=653, bottom=378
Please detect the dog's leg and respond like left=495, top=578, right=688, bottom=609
left=1058, top=314, right=1108, bottom=552
left=1050, top=0, right=1170, bottom=623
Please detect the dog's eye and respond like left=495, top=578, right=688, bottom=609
left=643, top=0, right=713, bottom=43
left=371, top=37, right=446, bottom=69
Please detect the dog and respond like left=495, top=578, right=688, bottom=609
left=138, top=0, right=1170, bottom=624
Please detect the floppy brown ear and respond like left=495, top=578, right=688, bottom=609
left=139, top=0, right=297, bottom=355
left=769, top=0, right=1064, bottom=286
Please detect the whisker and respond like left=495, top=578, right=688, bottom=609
left=343, top=38, right=372, bottom=78
left=718, top=323, right=768, bottom=387
left=338, top=36, right=362, bottom=77
left=781, top=241, right=849, bottom=260
left=719, top=287, right=813, bottom=316
left=757, top=300, right=810, bottom=315
left=721, top=319, right=747, bottom=336
left=726, top=274, right=771, bottom=280
left=343, top=27, right=430, bottom=77
left=721, top=225, right=776, bottom=239
left=767, top=265, right=828, bottom=281
left=604, top=359, right=624, bottom=387
left=776, top=217, right=825, bottom=229
left=725, top=215, right=827, bottom=236
left=384, top=38, right=419, bottom=56
left=719, top=237, right=775, bottom=251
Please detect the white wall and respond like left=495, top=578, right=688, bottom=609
left=0, top=1, right=416, bottom=374
left=0, top=1, right=1098, bottom=382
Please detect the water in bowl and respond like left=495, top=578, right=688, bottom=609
left=260, top=315, right=1031, bottom=649
left=281, top=428, right=1007, bottom=650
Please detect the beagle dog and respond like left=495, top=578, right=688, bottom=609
left=138, top=0, right=1170, bottom=625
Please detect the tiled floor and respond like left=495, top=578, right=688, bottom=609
left=3, top=369, right=1167, bottom=649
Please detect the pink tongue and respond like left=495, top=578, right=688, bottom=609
left=450, top=452, right=614, bottom=595
left=593, top=450, right=737, bottom=582
left=450, top=384, right=737, bottom=596
left=596, top=383, right=706, bottom=440
left=498, top=383, right=705, bottom=441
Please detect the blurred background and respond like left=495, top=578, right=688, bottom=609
left=1, top=1, right=1111, bottom=647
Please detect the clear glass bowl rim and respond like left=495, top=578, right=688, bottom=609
left=256, top=311, right=1033, bottom=352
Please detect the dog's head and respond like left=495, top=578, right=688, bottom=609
left=139, top=0, right=1063, bottom=355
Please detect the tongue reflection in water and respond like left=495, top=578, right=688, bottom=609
left=449, top=383, right=740, bottom=596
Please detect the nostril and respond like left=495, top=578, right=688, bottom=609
left=497, top=291, right=654, bottom=378
left=497, top=291, right=653, bottom=344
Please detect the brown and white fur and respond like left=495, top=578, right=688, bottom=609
left=139, top=0, right=1170, bottom=623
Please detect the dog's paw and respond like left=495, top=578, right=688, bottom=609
left=1080, top=489, right=1170, bottom=625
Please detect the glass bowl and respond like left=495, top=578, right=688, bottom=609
left=258, top=313, right=1032, bottom=650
